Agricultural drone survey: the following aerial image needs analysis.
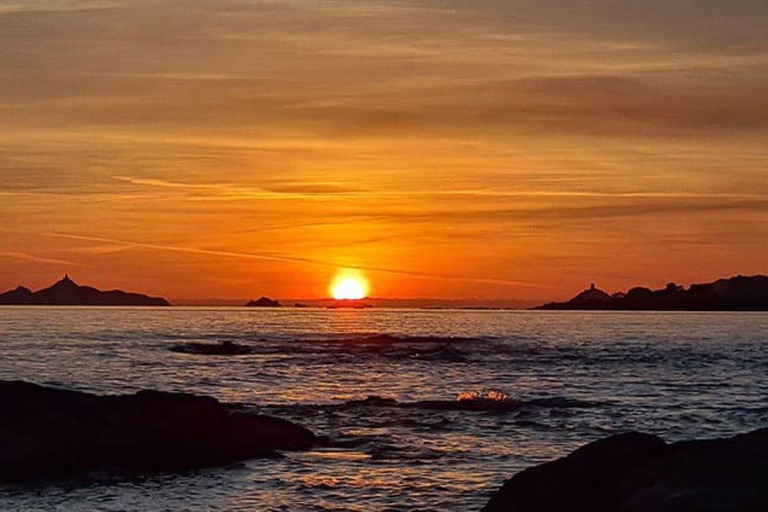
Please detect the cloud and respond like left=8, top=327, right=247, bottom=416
left=2, top=229, right=549, bottom=289
left=432, top=0, right=768, bottom=54
left=2, top=1, right=766, bottom=139
left=1, top=0, right=766, bottom=298
left=111, top=176, right=363, bottom=199
left=0, top=251, right=75, bottom=266
left=371, top=197, right=768, bottom=225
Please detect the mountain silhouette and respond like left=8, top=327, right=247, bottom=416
left=0, top=275, right=170, bottom=306
left=536, top=275, right=768, bottom=311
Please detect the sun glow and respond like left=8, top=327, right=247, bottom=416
left=330, top=272, right=369, bottom=300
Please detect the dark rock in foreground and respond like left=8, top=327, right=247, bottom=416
left=536, top=274, right=768, bottom=311
left=169, top=341, right=254, bottom=355
left=483, top=427, right=768, bottom=512
left=245, top=296, right=281, bottom=307
left=0, top=275, right=170, bottom=306
left=0, top=381, right=316, bottom=483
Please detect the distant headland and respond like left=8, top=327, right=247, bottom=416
left=535, top=275, right=768, bottom=311
left=0, top=275, right=170, bottom=306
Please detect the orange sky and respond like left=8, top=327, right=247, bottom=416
left=0, top=1, right=766, bottom=301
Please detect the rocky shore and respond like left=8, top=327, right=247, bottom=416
left=483, top=427, right=768, bottom=511
left=0, top=381, right=316, bottom=482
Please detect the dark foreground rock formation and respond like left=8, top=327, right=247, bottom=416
left=169, top=341, right=254, bottom=355
left=0, top=275, right=170, bottom=306
left=536, top=274, right=768, bottom=311
left=0, top=381, right=316, bottom=483
left=245, top=296, right=281, bottom=307
left=483, top=427, right=768, bottom=512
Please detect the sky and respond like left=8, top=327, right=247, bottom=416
left=0, top=0, right=766, bottom=301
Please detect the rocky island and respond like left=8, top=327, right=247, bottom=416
left=328, top=299, right=373, bottom=309
left=0, top=275, right=170, bottom=306
left=0, top=381, right=316, bottom=482
left=245, top=296, right=282, bottom=307
left=536, top=275, right=768, bottom=311
left=483, top=427, right=768, bottom=511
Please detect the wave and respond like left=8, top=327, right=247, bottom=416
left=384, top=396, right=593, bottom=413
left=165, top=332, right=724, bottom=373
left=318, top=333, right=475, bottom=343
left=163, top=333, right=486, bottom=361
left=163, top=332, right=682, bottom=366
left=263, top=389, right=596, bottom=415
left=296, top=333, right=484, bottom=349
left=366, top=443, right=447, bottom=462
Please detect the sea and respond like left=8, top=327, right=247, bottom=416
left=0, top=308, right=767, bottom=511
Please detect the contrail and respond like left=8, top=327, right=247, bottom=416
left=0, top=251, right=76, bottom=266
left=0, top=228, right=550, bottom=288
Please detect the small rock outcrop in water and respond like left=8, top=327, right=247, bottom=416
left=482, top=427, right=768, bottom=511
left=0, top=275, right=170, bottom=306
left=535, top=274, right=768, bottom=311
left=245, top=296, right=281, bottom=307
left=327, top=299, right=373, bottom=309
left=169, top=341, right=253, bottom=355
left=0, top=381, right=316, bottom=482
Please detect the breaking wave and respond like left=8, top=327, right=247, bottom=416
left=263, top=389, right=596, bottom=415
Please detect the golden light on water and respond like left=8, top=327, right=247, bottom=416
left=330, top=272, right=370, bottom=300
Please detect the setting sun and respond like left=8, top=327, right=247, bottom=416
left=330, top=273, right=370, bottom=300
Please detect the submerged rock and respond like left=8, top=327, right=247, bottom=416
left=169, top=341, right=253, bottom=355
left=0, top=381, right=316, bottom=483
left=482, top=427, right=768, bottom=511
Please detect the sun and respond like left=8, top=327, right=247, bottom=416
left=330, top=272, right=369, bottom=300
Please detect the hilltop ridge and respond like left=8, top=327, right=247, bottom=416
left=0, top=275, right=170, bottom=306
left=536, top=275, right=768, bottom=311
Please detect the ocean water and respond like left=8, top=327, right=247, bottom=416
left=0, top=308, right=767, bottom=511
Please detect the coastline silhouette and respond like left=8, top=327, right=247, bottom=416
left=536, top=275, right=768, bottom=311
left=0, top=275, right=170, bottom=306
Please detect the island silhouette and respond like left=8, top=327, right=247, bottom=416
left=0, top=275, right=170, bottom=306
left=536, top=275, right=768, bottom=311
left=327, top=299, right=373, bottom=309
left=244, top=296, right=281, bottom=307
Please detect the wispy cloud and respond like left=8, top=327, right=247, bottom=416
left=112, top=176, right=361, bottom=200
left=111, top=176, right=768, bottom=201
left=1, top=0, right=767, bottom=298
left=0, top=229, right=551, bottom=289
left=0, top=251, right=75, bottom=266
